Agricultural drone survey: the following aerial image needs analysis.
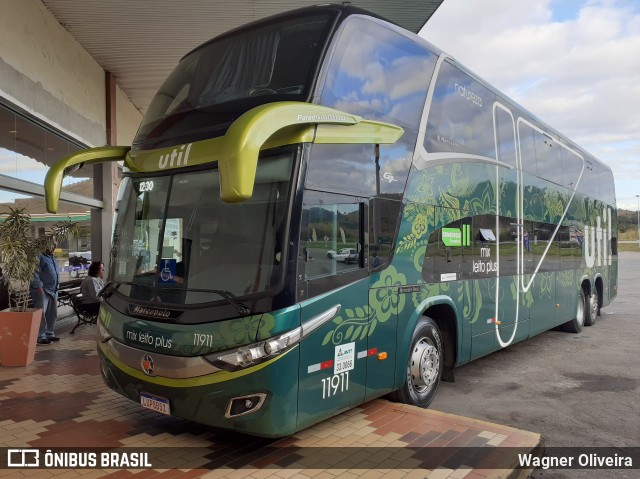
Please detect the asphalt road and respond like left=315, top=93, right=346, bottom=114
left=431, top=252, right=640, bottom=479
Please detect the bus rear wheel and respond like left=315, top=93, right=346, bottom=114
left=563, top=289, right=585, bottom=333
left=585, top=289, right=599, bottom=326
left=390, top=317, right=442, bottom=408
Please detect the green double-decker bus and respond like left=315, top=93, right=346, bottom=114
left=45, top=4, right=617, bottom=437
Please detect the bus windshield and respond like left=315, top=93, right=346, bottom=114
left=109, top=152, right=294, bottom=305
left=134, top=12, right=333, bottom=147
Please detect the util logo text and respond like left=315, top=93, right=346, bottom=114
left=583, top=207, right=613, bottom=268
left=158, top=143, right=192, bottom=169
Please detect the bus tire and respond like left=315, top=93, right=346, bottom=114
left=585, top=289, right=599, bottom=326
left=563, top=289, right=585, bottom=333
left=391, top=317, right=442, bottom=408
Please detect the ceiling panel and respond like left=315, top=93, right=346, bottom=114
left=41, top=0, right=443, bottom=114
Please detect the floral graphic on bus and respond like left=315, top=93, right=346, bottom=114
left=322, top=266, right=407, bottom=346
left=321, top=306, right=371, bottom=346
left=371, top=266, right=407, bottom=323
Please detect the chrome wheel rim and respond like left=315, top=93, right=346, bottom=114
left=576, top=294, right=585, bottom=327
left=409, top=337, right=439, bottom=393
left=590, top=293, right=598, bottom=321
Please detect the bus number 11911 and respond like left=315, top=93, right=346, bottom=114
left=321, top=371, right=349, bottom=399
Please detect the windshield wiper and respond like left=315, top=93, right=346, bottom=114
left=100, top=281, right=132, bottom=299
left=99, top=280, right=151, bottom=299
left=156, top=286, right=251, bottom=316
left=103, top=281, right=251, bottom=316
left=212, top=289, right=251, bottom=316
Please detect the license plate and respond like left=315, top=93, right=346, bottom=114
left=140, top=392, right=171, bottom=415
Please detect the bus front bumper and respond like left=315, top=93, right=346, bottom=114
left=97, top=340, right=300, bottom=437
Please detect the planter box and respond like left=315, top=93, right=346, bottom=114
left=0, top=308, right=42, bottom=367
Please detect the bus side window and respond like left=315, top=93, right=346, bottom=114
left=535, top=130, right=562, bottom=186
left=518, top=122, right=538, bottom=176
left=578, top=160, right=600, bottom=199
left=299, top=191, right=367, bottom=298
left=369, top=196, right=402, bottom=270
left=425, top=61, right=496, bottom=158
left=600, top=169, right=616, bottom=206
left=561, top=146, right=583, bottom=191
left=494, top=104, right=518, bottom=168
left=471, top=215, right=497, bottom=279
left=306, top=143, right=377, bottom=197
left=422, top=210, right=470, bottom=283
left=319, top=16, right=436, bottom=131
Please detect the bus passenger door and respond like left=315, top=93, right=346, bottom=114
left=364, top=197, right=405, bottom=400
left=296, top=198, right=369, bottom=431
left=364, top=285, right=398, bottom=400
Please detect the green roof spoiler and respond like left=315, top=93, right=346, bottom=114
left=45, top=102, right=403, bottom=211
left=44, top=146, right=130, bottom=213
left=217, top=102, right=404, bottom=202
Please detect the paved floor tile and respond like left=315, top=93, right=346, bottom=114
left=0, top=321, right=540, bottom=478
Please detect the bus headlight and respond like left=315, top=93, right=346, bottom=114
left=205, top=327, right=301, bottom=371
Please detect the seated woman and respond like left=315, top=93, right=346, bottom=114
left=80, top=261, right=105, bottom=315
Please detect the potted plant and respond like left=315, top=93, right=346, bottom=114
left=0, top=206, right=78, bottom=366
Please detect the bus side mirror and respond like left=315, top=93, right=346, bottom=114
left=44, top=146, right=131, bottom=213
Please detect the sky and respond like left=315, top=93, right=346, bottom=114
left=420, top=0, right=640, bottom=210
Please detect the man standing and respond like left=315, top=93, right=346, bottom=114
left=30, top=240, right=60, bottom=345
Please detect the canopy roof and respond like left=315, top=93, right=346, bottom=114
left=41, top=0, right=444, bottom=114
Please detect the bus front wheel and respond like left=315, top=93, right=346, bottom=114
left=391, top=317, right=442, bottom=408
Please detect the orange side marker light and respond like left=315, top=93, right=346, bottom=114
left=377, top=352, right=388, bottom=360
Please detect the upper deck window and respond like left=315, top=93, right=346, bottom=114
left=319, top=16, right=437, bottom=131
left=425, top=61, right=496, bottom=158
left=134, top=12, right=333, bottom=148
